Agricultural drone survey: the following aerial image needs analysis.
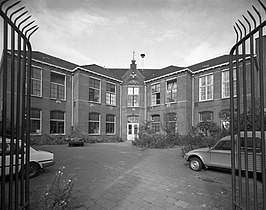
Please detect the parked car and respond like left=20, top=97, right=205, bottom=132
left=0, top=138, right=55, bottom=178
left=184, top=131, right=265, bottom=172
left=68, top=137, right=84, bottom=147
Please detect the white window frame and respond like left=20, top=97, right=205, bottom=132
left=50, top=111, right=65, bottom=135
left=199, top=111, right=213, bottom=122
left=166, top=78, right=177, bottom=103
left=222, top=69, right=236, bottom=98
left=50, top=71, right=66, bottom=100
left=30, top=108, right=42, bottom=135
left=151, top=83, right=160, bottom=106
left=127, top=86, right=139, bottom=107
left=31, top=66, right=42, bottom=97
left=199, top=73, right=213, bottom=101
left=151, top=115, right=160, bottom=132
left=106, top=81, right=116, bottom=106
left=89, top=113, right=101, bottom=135
left=106, top=114, right=116, bottom=135
left=89, top=76, right=101, bottom=103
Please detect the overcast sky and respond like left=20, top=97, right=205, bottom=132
left=0, top=0, right=263, bottom=68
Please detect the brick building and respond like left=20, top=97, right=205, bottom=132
left=0, top=50, right=258, bottom=142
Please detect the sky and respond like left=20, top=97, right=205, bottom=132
left=0, top=0, right=264, bottom=69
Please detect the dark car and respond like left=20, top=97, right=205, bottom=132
left=68, top=137, right=85, bottom=147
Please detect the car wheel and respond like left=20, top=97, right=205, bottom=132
left=189, top=157, right=203, bottom=171
left=29, top=162, right=40, bottom=178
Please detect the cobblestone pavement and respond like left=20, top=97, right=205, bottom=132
left=30, top=142, right=232, bottom=210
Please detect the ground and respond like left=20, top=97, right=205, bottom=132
left=30, top=142, right=233, bottom=210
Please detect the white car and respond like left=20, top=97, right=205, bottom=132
left=184, top=131, right=265, bottom=172
left=0, top=138, right=55, bottom=178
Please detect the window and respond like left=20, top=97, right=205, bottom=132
left=199, top=74, right=213, bottom=101
left=240, top=137, right=261, bottom=153
left=128, top=86, right=139, bottom=107
left=50, top=111, right=65, bottom=134
left=89, top=113, right=100, bottom=134
left=166, top=79, right=177, bottom=103
left=151, top=83, right=160, bottom=105
left=30, top=108, right=41, bottom=134
left=127, top=115, right=139, bottom=123
left=214, top=140, right=231, bottom=150
left=106, top=82, right=116, bottom=105
left=151, top=115, right=160, bottom=132
left=199, top=111, right=213, bottom=122
left=106, top=115, right=115, bottom=134
left=89, top=78, right=100, bottom=102
left=50, top=72, right=65, bottom=100
left=31, top=67, right=42, bottom=96
left=165, top=113, right=177, bottom=131
left=222, top=70, right=236, bottom=98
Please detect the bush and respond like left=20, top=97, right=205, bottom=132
left=180, top=122, right=224, bottom=155
left=40, top=166, right=75, bottom=210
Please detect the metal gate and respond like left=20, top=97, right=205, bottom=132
left=229, top=0, right=266, bottom=209
left=0, top=0, right=38, bottom=209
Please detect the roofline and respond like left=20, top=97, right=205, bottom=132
left=72, top=66, right=123, bottom=83
left=144, top=68, right=192, bottom=83
left=192, top=55, right=253, bottom=74
left=32, top=58, right=74, bottom=72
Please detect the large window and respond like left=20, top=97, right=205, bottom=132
left=30, top=108, right=41, bottom=134
left=222, top=70, right=236, bottom=98
left=106, top=82, right=116, bottom=105
left=50, top=111, right=65, bottom=134
left=127, top=115, right=139, bottom=123
left=50, top=72, right=65, bottom=100
left=151, top=83, right=160, bottom=105
left=89, top=78, right=100, bottom=103
left=199, top=74, right=213, bottom=101
left=31, top=67, right=42, bottom=97
left=199, top=111, right=213, bottom=122
left=166, top=79, right=177, bottom=103
left=151, top=115, right=160, bottom=132
left=165, top=112, right=177, bottom=131
left=128, top=86, right=139, bottom=107
left=106, top=114, right=115, bottom=134
left=89, top=113, right=100, bottom=134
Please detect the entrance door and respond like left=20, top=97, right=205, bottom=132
left=127, top=123, right=139, bottom=141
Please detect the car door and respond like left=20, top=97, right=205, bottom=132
left=209, top=140, right=232, bottom=169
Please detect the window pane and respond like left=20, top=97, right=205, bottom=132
left=51, top=72, right=65, bottom=84
left=89, top=122, right=99, bottom=134
left=51, top=111, right=64, bottom=120
left=89, top=78, right=100, bottom=88
left=89, top=113, right=99, bottom=121
left=31, top=68, right=41, bottom=79
left=31, top=109, right=40, bottom=118
left=200, top=111, right=213, bottom=122
left=107, top=83, right=115, bottom=93
left=152, top=115, right=160, bottom=122
left=106, top=115, right=115, bottom=122
left=89, top=88, right=100, bottom=102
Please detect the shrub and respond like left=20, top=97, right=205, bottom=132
left=40, top=166, right=75, bottom=210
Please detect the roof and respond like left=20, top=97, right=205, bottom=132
left=188, top=55, right=230, bottom=72
left=31, top=51, right=78, bottom=70
left=147, top=65, right=186, bottom=80
left=80, top=64, right=120, bottom=80
left=108, top=68, right=159, bottom=80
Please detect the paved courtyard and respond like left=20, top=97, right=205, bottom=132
left=30, top=142, right=232, bottom=210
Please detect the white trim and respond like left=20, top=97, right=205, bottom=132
left=50, top=71, right=66, bottom=100
left=32, top=58, right=72, bottom=72
left=165, top=78, right=178, bottom=103
left=199, top=74, right=213, bottom=102
left=88, top=113, right=101, bottom=135
left=106, top=81, right=116, bottom=106
left=31, top=67, right=42, bottom=97
left=151, top=82, right=161, bottom=106
left=144, top=68, right=191, bottom=83
left=89, top=76, right=101, bottom=103
left=73, top=66, right=122, bottom=83
left=106, top=114, right=116, bottom=135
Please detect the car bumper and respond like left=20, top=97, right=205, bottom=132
left=40, top=160, right=55, bottom=168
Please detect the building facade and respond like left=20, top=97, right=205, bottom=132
left=0, top=50, right=258, bottom=142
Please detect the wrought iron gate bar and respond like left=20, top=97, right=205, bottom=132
left=230, top=0, right=266, bottom=209
left=0, top=0, right=38, bottom=209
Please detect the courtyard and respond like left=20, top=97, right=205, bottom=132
left=30, top=142, right=232, bottom=210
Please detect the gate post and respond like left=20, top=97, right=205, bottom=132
left=0, top=0, right=38, bottom=209
left=229, top=0, right=266, bottom=209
